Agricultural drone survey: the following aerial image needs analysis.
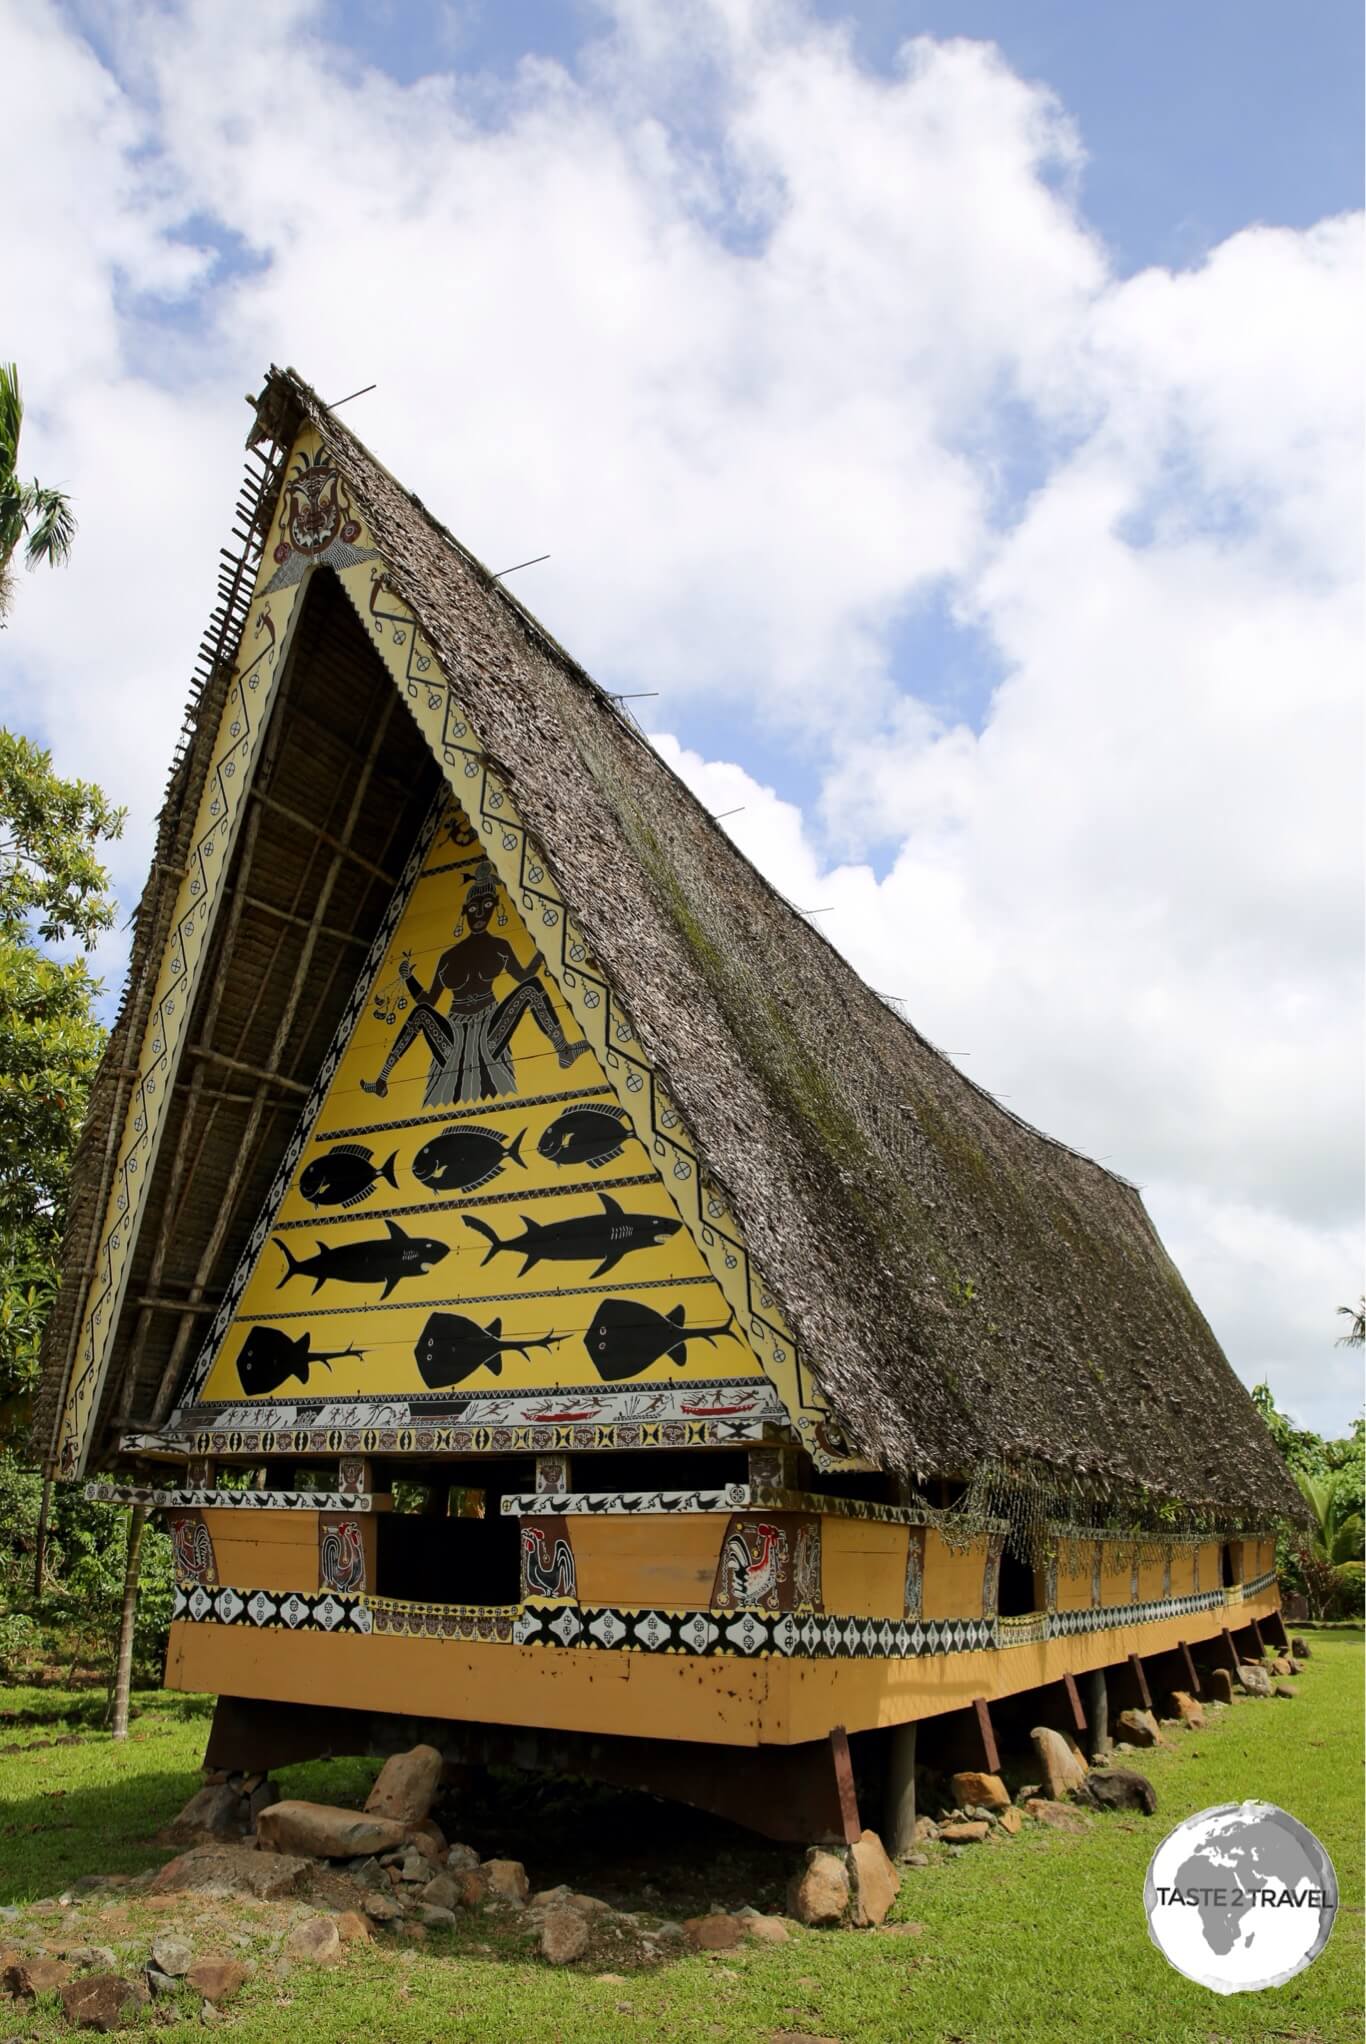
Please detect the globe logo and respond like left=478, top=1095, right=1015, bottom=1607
left=1144, top=1801, right=1337, bottom=1993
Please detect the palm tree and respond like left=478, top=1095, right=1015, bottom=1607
left=1293, top=1467, right=1365, bottom=1566
left=1335, top=1296, right=1365, bottom=1349
left=0, top=364, right=76, bottom=622
left=1292, top=1465, right=1365, bottom=1618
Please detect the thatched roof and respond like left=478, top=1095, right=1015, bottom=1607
left=36, top=366, right=1301, bottom=1527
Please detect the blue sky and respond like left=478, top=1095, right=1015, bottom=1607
left=4, top=0, right=1362, bottom=1427
left=322, top=0, right=1364, bottom=270
left=311, top=0, right=1364, bottom=797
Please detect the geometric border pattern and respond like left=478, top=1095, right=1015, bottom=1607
left=135, top=1414, right=776, bottom=1460
left=173, top=1585, right=372, bottom=1632
left=510, top=1605, right=998, bottom=1658
left=1046, top=1588, right=1226, bottom=1637
left=1241, top=1568, right=1277, bottom=1598
left=171, top=1580, right=1255, bottom=1660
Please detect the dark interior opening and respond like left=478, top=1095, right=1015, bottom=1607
left=996, top=1548, right=1039, bottom=1617
left=807, top=1465, right=909, bottom=1506
left=374, top=1508, right=522, bottom=1607
left=1220, top=1541, right=1237, bottom=1587
left=567, top=1447, right=751, bottom=1492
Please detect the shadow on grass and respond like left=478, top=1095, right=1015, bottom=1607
left=0, top=1764, right=196, bottom=1907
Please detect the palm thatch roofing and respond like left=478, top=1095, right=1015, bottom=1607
left=35, top=366, right=1301, bottom=1528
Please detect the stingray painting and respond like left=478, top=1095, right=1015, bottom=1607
left=582, top=1298, right=739, bottom=1382
left=234, top=1326, right=367, bottom=1396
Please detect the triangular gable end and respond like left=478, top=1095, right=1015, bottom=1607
left=58, top=423, right=859, bottom=1474
left=172, top=786, right=788, bottom=1449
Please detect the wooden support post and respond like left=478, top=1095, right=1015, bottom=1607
left=31, top=1474, right=53, bottom=1601
left=1082, top=1668, right=1110, bottom=1760
left=1128, top=1653, right=1152, bottom=1710
left=1179, top=1641, right=1202, bottom=1698
left=1264, top=1609, right=1291, bottom=1651
left=829, top=1726, right=861, bottom=1845
left=1220, top=1627, right=1241, bottom=1676
left=110, top=1505, right=149, bottom=1740
left=972, top=1697, right=1000, bottom=1775
left=1061, top=1672, right=1087, bottom=1733
left=882, top=1721, right=917, bottom=1858
left=1249, top=1617, right=1267, bottom=1656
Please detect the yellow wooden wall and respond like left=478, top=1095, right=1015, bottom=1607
left=921, top=1532, right=985, bottom=1621
left=202, top=1509, right=320, bottom=1594
left=820, top=1520, right=907, bottom=1619
left=571, top=1518, right=721, bottom=1609
left=1055, top=1543, right=1093, bottom=1611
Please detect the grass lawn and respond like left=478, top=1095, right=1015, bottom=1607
left=0, top=1636, right=1360, bottom=2042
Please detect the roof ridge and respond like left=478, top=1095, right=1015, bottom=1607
left=264, top=366, right=1140, bottom=1200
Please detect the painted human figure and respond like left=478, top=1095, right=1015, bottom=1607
left=361, top=858, right=588, bottom=1105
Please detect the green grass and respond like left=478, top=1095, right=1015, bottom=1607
left=0, top=1639, right=1360, bottom=2042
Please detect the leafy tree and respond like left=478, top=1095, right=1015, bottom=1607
left=1248, top=1381, right=1325, bottom=1476
left=1252, top=1376, right=1365, bottom=1621
left=0, top=733, right=122, bottom=1427
left=0, top=730, right=125, bottom=946
left=0, top=363, right=76, bottom=623
left=0, top=1445, right=173, bottom=1698
left=0, top=734, right=171, bottom=1713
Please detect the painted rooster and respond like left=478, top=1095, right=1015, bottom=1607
left=320, top=1519, right=366, bottom=1595
left=170, top=1516, right=215, bottom=1585
left=521, top=1526, right=575, bottom=1599
left=720, top=1522, right=785, bottom=1607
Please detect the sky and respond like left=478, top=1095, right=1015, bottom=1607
left=1, top=0, right=1361, bottom=1432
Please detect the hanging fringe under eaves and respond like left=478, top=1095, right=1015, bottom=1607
left=900, top=1455, right=1293, bottom=1569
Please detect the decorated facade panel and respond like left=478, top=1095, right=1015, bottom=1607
left=182, top=791, right=781, bottom=1440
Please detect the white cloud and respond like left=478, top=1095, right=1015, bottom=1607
left=0, top=0, right=1359, bottom=1428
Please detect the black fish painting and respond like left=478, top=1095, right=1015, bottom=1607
left=537, top=1104, right=636, bottom=1170
left=584, top=1298, right=739, bottom=1382
left=414, top=1310, right=563, bottom=1389
left=274, top=1219, right=449, bottom=1299
left=298, top=1143, right=398, bottom=1210
left=463, top=1193, right=682, bottom=1279
left=412, top=1123, right=525, bottom=1194
left=235, top=1326, right=366, bottom=1396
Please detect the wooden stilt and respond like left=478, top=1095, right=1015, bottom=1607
left=882, top=1720, right=917, bottom=1857
left=1220, top=1627, right=1241, bottom=1675
left=1179, top=1641, right=1202, bottom=1697
left=972, top=1697, right=1000, bottom=1775
left=1061, top=1672, right=1087, bottom=1733
left=1082, top=1668, right=1110, bottom=1759
left=1249, top=1617, right=1267, bottom=1656
left=830, top=1726, right=861, bottom=1845
left=1128, top=1653, right=1152, bottom=1710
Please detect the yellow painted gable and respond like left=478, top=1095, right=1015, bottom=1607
left=68, top=420, right=857, bottom=1474
left=191, top=800, right=773, bottom=1423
